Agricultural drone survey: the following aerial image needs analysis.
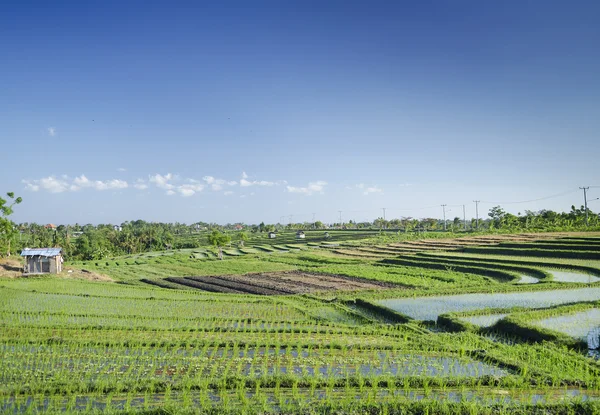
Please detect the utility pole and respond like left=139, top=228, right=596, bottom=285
left=338, top=211, right=343, bottom=229
left=381, top=207, right=386, bottom=229
left=288, top=215, right=293, bottom=225
left=580, top=187, right=590, bottom=226
left=473, top=200, right=480, bottom=230
left=462, top=205, right=467, bottom=231
left=441, top=205, right=447, bottom=231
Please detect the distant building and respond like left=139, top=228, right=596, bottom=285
left=21, top=248, right=63, bottom=275
left=113, top=225, right=122, bottom=232
left=44, top=224, right=57, bottom=230
left=234, top=224, right=243, bottom=230
left=296, top=231, right=306, bottom=239
left=268, top=232, right=277, bottom=239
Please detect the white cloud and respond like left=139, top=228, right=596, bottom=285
left=96, top=179, right=128, bottom=191
left=240, top=178, right=275, bottom=187
left=117, top=167, right=127, bottom=172
left=134, top=179, right=148, bottom=190
left=363, top=186, right=383, bottom=195
left=178, top=188, right=195, bottom=197
left=286, top=181, right=327, bottom=195
left=47, top=127, right=56, bottom=137
left=147, top=173, right=207, bottom=196
left=22, top=176, right=68, bottom=193
left=23, top=182, right=40, bottom=192
left=23, top=175, right=128, bottom=193
left=351, top=183, right=383, bottom=195
left=22, top=170, right=289, bottom=198
left=177, top=182, right=204, bottom=197
left=238, top=171, right=283, bottom=187
left=72, top=175, right=128, bottom=191
left=202, top=176, right=237, bottom=190
left=224, top=191, right=234, bottom=196
left=149, top=173, right=175, bottom=190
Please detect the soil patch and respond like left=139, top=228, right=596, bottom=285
left=62, top=267, right=115, bottom=282
left=163, top=271, right=403, bottom=295
left=0, top=258, right=23, bottom=278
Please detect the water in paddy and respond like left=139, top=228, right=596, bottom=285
left=547, top=270, right=600, bottom=283
left=516, top=275, right=539, bottom=284
left=536, top=309, right=600, bottom=344
left=378, top=287, right=600, bottom=321
left=460, top=314, right=509, bottom=327
left=0, top=345, right=507, bottom=380
left=3, top=388, right=598, bottom=413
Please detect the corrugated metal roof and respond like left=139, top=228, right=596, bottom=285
left=20, top=248, right=62, bottom=257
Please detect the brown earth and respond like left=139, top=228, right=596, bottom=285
left=61, top=267, right=115, bottom=282
left=162, top=271, right=402, bottom=295
left=0, top=258, right=23, bottom=278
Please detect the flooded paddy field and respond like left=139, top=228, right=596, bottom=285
left=378, top=288, right=600, bottom=321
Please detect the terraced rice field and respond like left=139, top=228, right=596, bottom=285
left=459, top=313, right=510, bottom=327
left=378, top=288, right=600, bottom=321
left=536, top=309, right=600, bottom=341
left=4, top=232, right=600, bottom=414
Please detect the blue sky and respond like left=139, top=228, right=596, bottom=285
left=2, top=1, right=599, bottom=225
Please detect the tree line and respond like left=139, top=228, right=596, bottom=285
left=1, top=190, right=598, bottom=260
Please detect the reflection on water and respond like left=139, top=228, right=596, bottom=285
left=378, top=288, right=600, bottom=321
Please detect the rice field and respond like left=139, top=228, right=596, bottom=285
left=536, top=309, right=600, bottom=340
left=2, top=232, right=600, bottom=413
left=378, top=288, right=600, bottom=321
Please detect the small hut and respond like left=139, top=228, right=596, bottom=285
left=268, top=232, right=277, bottom=239
left=296, top=231, right=306, bottom=239
left=21, top=248, right=63, bottom=275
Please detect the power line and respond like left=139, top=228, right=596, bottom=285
left=479, top=189, right=578, bottom=205
left=385, top=205, right=441, bottom=212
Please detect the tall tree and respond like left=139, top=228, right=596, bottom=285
left=239, top=231, right=249, bottom=247
left=208, top=230, right=231, bottom=260
left=0, top=192, right=23, bottom=256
